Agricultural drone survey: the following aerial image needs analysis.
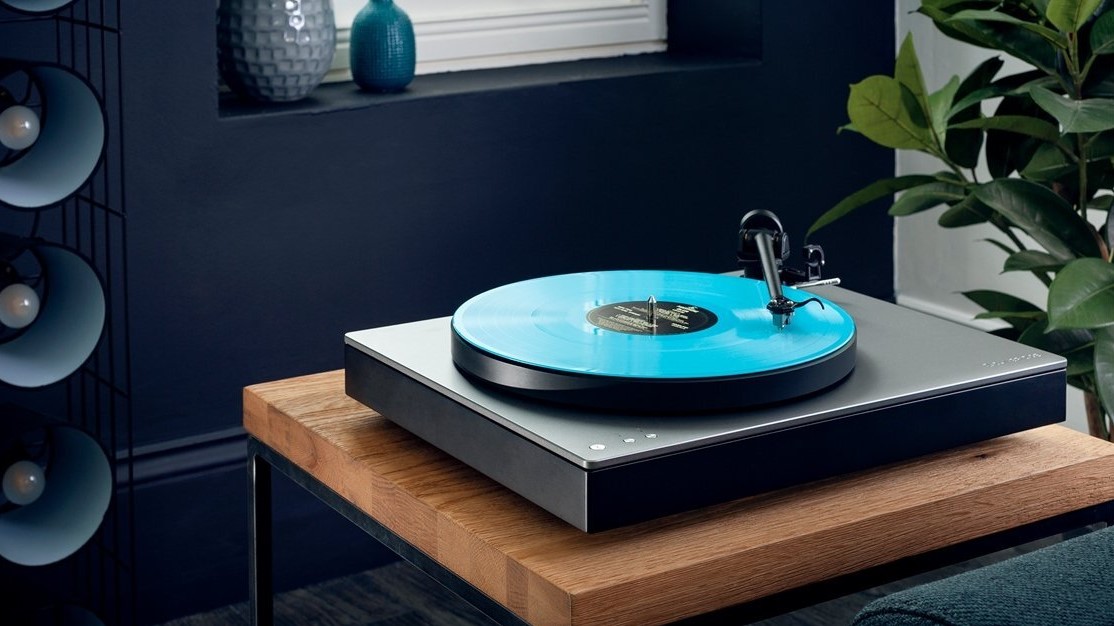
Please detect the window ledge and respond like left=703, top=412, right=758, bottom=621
left=217, top=51, right=757, bottom=120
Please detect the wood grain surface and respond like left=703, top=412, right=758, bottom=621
left=244, top=370, right=1114, bottom=626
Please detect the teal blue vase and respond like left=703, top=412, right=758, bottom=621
left=350, top=0, right=416, bottom=93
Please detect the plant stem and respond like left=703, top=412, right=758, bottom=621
left=1084, top=388, right=1111, bottom=441
left=991, top=214, right=1027, bottom=252
left=1068, top=32, right=1090, bottom=219
left=1030, top=269, right=1054, bottom=288
left=943, top=159, right=967, bottom=181
left=1078, top=133, right=1089, bottom=218
left=1067, top=32, right=1083, bottom=98
left=1080, top=54, right=1098, bottom=86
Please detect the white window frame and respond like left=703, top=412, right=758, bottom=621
left=328, top=0, right=668, bottom=80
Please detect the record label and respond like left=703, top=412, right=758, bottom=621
left=586, top=301, right=717, bottom=336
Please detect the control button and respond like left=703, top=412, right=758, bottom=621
left=645, top=433, right=658, bottom=439
left=623, top=438, right=636, bottom=443
left=589, top=444, right=606, bottom=451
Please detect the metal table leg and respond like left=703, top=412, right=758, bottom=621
left=249, top=441, right=273, bottom=626
left=247, top=437, right=526, bottom=626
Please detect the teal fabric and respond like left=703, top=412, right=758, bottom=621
left=852, top=526, right=1114, bottom=626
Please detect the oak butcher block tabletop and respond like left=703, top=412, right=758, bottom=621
left=244, top=370, right=1114, bottom=626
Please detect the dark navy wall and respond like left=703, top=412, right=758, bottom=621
left=5, top=0, right=898, bottom=622
left=123, top=2, right=895, bottom=448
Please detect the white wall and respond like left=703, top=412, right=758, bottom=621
left=894, top=0, right=1088, bottom=432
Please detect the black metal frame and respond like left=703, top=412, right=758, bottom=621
left=248, top=437, right=528, bottom=626
left=247, top=435, right=1114, bottom=626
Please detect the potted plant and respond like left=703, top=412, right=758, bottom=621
left=809, top=0, right=1114, bottom=438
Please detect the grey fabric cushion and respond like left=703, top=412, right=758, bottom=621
left=852, top=526, right=1114, bottom=626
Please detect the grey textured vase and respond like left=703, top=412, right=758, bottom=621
left=218, top=0, right=336, bottom=103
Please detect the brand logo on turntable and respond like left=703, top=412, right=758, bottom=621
left=981, top=352, right=1044, bottom=368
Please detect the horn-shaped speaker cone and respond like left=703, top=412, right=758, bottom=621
left=0, top=409, right=112, bottom=566
left=0, top=242, right=106, bottom=388
left=0, top=61, right=106, bottom=209
left=0, top=0, right=79, bottom=14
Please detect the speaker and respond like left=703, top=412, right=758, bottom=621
left=0, top=238, right=106, bottom=388
left=0, top=405, right=112, bottom=567
left=0, top=0, right=78, bottom=14
left=0, top=60, right=106, bottom=209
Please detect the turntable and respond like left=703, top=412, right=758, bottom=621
left=344, top=213, right=1066, bottom=532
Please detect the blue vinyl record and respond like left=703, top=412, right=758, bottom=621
left=451, top=270, right=855, bottom=381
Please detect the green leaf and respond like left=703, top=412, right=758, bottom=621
left=807, top=175, right=937, bottom=239
left=993, top=69, right=1057, bottom=94
left=945, top=118, right=985, bottom=169
left=983, top=238, right=1018, bottom=255
left=948, top=9, right=1067, bottom=46
left=1019, top=320, right=1095, bottom=376
left=1089, top=165, right=1114, bottom=196
left=962, top=289, right=1045, bottom=330
left=938, top=194, right=995, bottom=227
left=1083, top=130, right=1114, bottom=157
left=973, top=179, right=1102, bottom=260
left=1003, top=249, right=1064, bottom=272
left=1047, top=258, right=1114, bottom=329
left=986, top=95, right=1054, bottom=178
left=1092, top=194, right=1114, bottom=210
left=1021, top=142, right=1077, bottom=180
left=847, top=76, right=935, bottom=150
left=1069, top=356, right=1097, bottom=377
left=1091, top=9, right=1114, bottom=54
left=990, top=327, right=1023, bottom=341
left=962, top=291, right=1043, bottom=315
left=895, top=34, right=933, bottom=131
left=928, top=75, right=962, bottom=140
left=1095, top=327, right=1114, bottom=417
left=948, top=83, right=1005, bottom=118
left=1046, top=0, right=1104, bottom=32
left=1107, top=202, right=1114, bottom=249
left=955, top=57, right=1006, bottom=104
left=1022, top=131, right=1114, bottom=180
left=1083, top=54, right=1114, bottom=96
left=888, top=181, right=967, bottom=216
left=949, top=114, right=1064, bottom=142
left=920, top=4, right=1060, bottom=75
left=1031, top=86, right=1114, bottom=133
left=974, top=309, right=1048, bottom=323
left=945, top=57, right=1006, bottom=167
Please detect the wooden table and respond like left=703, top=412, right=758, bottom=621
left=244, top=370, right=1114, bottom=626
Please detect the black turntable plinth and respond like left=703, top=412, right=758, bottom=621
left=344, top=278, right=1065, bottom=532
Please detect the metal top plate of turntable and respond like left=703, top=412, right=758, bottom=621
left=345, top=286, right=1064, bottom=469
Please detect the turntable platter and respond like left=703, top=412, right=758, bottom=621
left=450, top=270, right=856, bottom=411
